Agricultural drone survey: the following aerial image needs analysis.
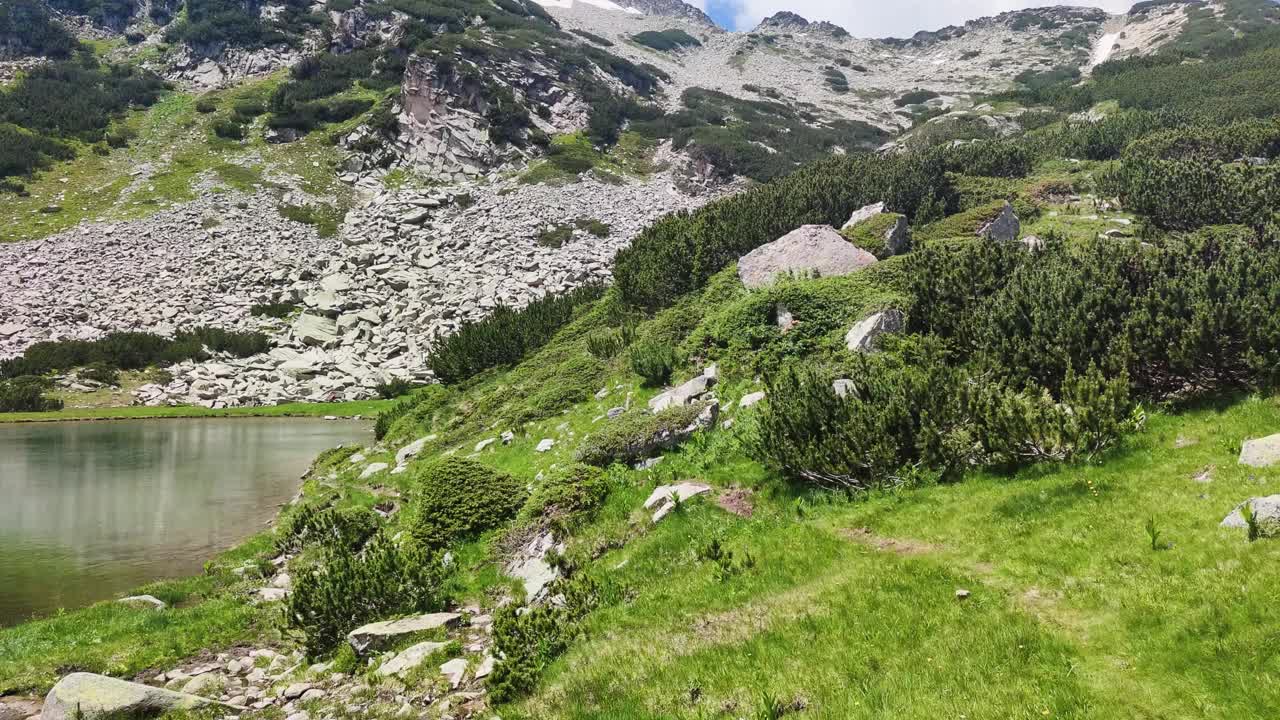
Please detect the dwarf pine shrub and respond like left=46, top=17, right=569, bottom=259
left=285, top=530, right=449, bottom=657
left=628, top=341, right=678, bottom=386
left=428, top=283, right=606, bottom=384
left=0, top=376, right=63, bottom=412
left=908, top=229, right=1280, bottom=398
left=519, top=463, right=612, bottom=532
left=276, top=505, right=380, bottom=555
left=943, top=139, right=1032, bottom=178
left=752, top=339, right=1139, bottom=489
left=0, top=328, right=270, bottom=379
left=409, top=457, right=528, bottom=549
left=488, top=573, right=603, bottom=702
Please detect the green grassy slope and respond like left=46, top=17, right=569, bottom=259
left=509, top=397, right=1280, bottom=719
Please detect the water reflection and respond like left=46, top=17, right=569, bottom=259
left=0, top=417, right=369, bottom=626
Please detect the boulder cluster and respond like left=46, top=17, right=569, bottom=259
left=1, top=174, right=713, bottom=408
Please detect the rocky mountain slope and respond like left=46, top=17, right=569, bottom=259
left=2, top=0, right=1278, bottom=410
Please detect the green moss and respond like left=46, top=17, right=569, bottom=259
left=685, top=267, right=908, bottom=378
left=840, top=212, right=905, bottom=258
left=914, top=201, right=1007, bottom=242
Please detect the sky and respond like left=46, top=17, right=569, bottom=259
left=692, top=0, right=1135, bottom=38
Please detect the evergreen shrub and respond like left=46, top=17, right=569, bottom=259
left=285, top=530, right=449, bottom=657
left=409, top=457, right=528, bottom=549
left=428, top=284, right=606, bottom=384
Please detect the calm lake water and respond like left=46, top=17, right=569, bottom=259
left=0, top=417, right=370, bottom=627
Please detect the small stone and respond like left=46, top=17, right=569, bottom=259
left=536, top=439, right=555, bottom=453
left=359, top=463, right=389, bottom=480
left=955, top=589, right=971, bottom=600
left=282, top=683, right=313, bottom=701
left=439, top=658, right=469, bottom=688
left=116, top=594, right=166, bottom=610
left=645, top=482, right=712, bottom=523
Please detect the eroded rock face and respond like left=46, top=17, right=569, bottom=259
left=398, top=58, right=499, bottom=183
left=41, top=673, right=216, bottom=720
left=737, top=225, right=877, bottom=289
left=505, top=530, right=564, bottom=603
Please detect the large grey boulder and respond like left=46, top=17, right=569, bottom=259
left=395, top=435, right=435, bottom=466
left=1239, top=434, right=1280, bottom=467
left=1220, top=495, right=1280, bottom=537
left=845, top=310, right=905, bottom=352
left=649, top=371, right=716, bottom=413
left=347, top=612, right=462, bottom=654
left=644, top=482, right=713, bottom=523
left=377, top=641, right=451, bottom=678
left=882, top=217, right=912, bottom=256
left=737, top=225, right=877, bottom=289
left=41, top=673, right=218, bottom=720
left=505, top=530, right=564, bottom=603
left=842, top=201, right=885, bottom=229
left=843, top=203, right=911, bottom=257
left=978, top=202, right=1020, bottom=243
left=293, top=314, right=339, bottom=348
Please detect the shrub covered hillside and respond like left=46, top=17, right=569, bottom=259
left=7, top=14, right=1280, bottom=720
left=0, top=48, right=168, bottom=190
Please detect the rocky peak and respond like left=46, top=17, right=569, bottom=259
left=618, top=0, right=719, bottom=28
left=882, top=5, right=1106, bottom=46
left=755, top=11, right=850, bottom=38
left=1128, top=0, right=1200, bottom=17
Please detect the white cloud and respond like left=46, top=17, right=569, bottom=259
left=712, top=0, right=1135, bottom=37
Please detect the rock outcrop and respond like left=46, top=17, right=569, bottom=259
left=41, top=673, right=219, bottom=720
left=1239, top=434, right=1280, bottom=468
left=347, top=612, right=462, bottom=654
left=978, top=202, right=1021, bottom=242
left=1221, top=495, right=1280, bottom=537
left=737, top=225, right=877, bottom=289
left=845, top=310, right=905, bottom=352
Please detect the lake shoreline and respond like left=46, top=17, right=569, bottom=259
left=0, top=399, right=396, bottom=424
